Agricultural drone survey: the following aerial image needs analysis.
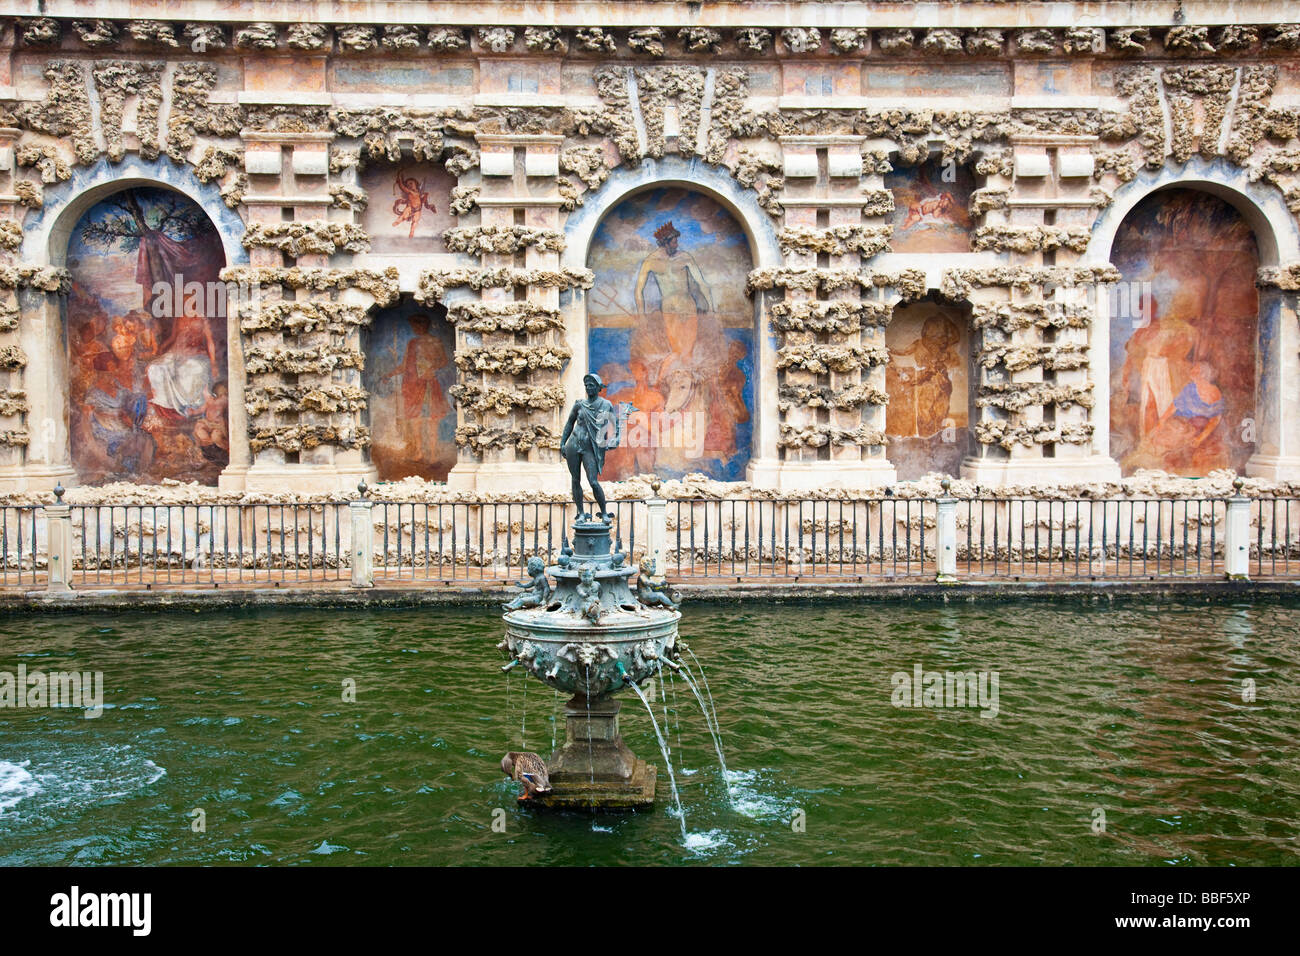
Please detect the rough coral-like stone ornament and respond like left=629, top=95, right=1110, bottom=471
left=875, top=28, right=914, bottom=54
left=1108, top=27, right=1151, bottom=54
left=524, top=27, right=565, bottom=52
left=13, top=180, right=43, bottom=209
left=184, top=24, right=228, bottom=52
left=781, top=28, right=822, bottom=54
left=1015, top=29, right=1057, bottom=54
left=921, top=29, right=964, bottom=55
left=19, top=18, right=61, bottom=47
left=678, top=27, right=722, bottom=54
left=478, top=28, right=517, bottom=53
left=1062, top=27, right=1104, bottom=55
left=444, top=226, right=566, bottom=255
left=128, top=20, right=179, bottom=47
left=964, top=29, right=1004, bottom=55
left=1265, top=24, right=1300, bottom=50
left=628, top=28, right=666, bottom=56
left=778, top=423, right=886, bottom=450
left=427, top=27, right=469, bottom=50
left=1212, top=25, right=1258, bottom=52
left=338, top=25, right=379, bottom=52
left=574, top=27, right=617, bottom=53
left=830, top=28, right=871, bottom=54
left=382, top=25, right=422, bottom=50
left=286, top=23, right=331, bottom=51
left=234, top=22, right=279, bottom=50
left=736, top=28, right=772, bottom=54
left=72, top=20, right=119, bottom=47
left=1165, top=26, right=1216, bottom=53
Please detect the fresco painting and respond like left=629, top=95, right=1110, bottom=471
left=884, top=159, right=974, bottom=254
left=359, top=161, right=455, bottom=254
left=587, top=187, right=755, bottom=481
left=66, top=187, right=228, bottom=485
left=885, top=302, right=970, bottom=479
left=364, top=298, right=458, bottom=481
left=1110, top=189, right=1259, bottom=475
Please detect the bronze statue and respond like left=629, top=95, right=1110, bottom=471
left=503, top=556, right=552, bottom=611
left=562, top=372, right=615, bottom=521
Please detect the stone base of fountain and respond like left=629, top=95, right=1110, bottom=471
left=529, top=696, right=658, bottom=809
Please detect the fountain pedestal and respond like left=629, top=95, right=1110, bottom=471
left=542, top=696, right=658, bottom=809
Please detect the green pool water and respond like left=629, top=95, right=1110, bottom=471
left=0, top=598, right=1297, bottom=866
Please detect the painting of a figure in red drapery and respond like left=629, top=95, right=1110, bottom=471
left=66, top=187, right=228, bottom=485
left=364, top=299, right=458, bottom=481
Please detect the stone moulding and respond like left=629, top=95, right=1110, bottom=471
left=971, top=301, right=1092, bottom=332
left=1257, top=264, right=1300, bottom=289
left=416, top=267, right=594, bottom=302
left=979, top=342, right=1090, bottom=373
left=976, top=382, right=1095, bottom=412
left=237, top=301, right=371, bottom=335
left=970, top=225, right=1092, bottom=254
left=454, top=344, right=573, bottom=376
left=243, top=343, right=365, bottom=377
left=241, top=221, right=371, bottom=257
left=219, top=266, right=401, bottom=307
left=0, top=390, right=29, bottom=417
left=778, top=381, right=888, bottom=412
left=244, top=383, right=368, bottom=417
left=445, top=301, right=565, bottom=334
left=0, top=266, right=71, bottom=294
left=975, top=419, right=1094, bottom=450
left=777, top=423, right=886, bottom=450
left=449, top=382, right=568, bottom=415
left=775, top=342, right=890, bottom=374
left=770, top=299, right=894, bottom=332
left=455, top=421, right=560, bottom=453
left=248, top=423, right=370, bottom=454
left=778, top=225, right=894, bottom=258
left=747, top=267, right=926, bottom=300
left=940, top=266, right=1120, bottom=300
left=443, top=225, right=566, bottom=255
left=0, top=345, right=30, bottom=370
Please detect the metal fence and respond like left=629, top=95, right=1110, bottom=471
left=1, top=494, right=1298, bottom=592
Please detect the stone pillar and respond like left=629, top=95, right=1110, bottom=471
left=350, top=488, right=374, bottom=588
left=1224, top=481, right=1251, bottom=580
left=935, top=480, right=957, bottom=582
left=1247, top=286, right=1300, bottom=480
left=44, top=491, right=73, bottom=592
left=646, top=487, right=667, bottom=575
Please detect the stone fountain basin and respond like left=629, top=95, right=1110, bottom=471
left=502, top=605, right=680, bottom=698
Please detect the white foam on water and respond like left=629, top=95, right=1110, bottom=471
left=0, top=761, right=40, bottom=813
left=684, top=829, right=731, bottom=854
left=724, top=769, right=797, bottom=821
left=0, top=745, right=166, bottom=821
left=311, top=840, right=348, bottom=855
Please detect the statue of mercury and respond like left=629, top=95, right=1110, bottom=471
left=561, top=372, right=615, bottom=521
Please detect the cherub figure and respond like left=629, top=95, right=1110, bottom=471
left=635, top=555, right=681, bottom=610
left=392, top=170, right=438, bottom=238
left=575, top=566, right=603, bottom=624
left=503, top=556, right=552, bottom=611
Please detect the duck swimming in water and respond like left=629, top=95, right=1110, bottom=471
left=502, top=751, right=552, bottom=800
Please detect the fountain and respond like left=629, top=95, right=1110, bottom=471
left=497, top=372, right=682, bottom=809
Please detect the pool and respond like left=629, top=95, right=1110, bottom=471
left=1, top=598, right=1297, bottom=865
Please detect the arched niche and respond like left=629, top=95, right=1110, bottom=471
left=1089, top=159, right=1300, bottom=480
left=64, top=185, right=230, bottom=485
left=885, top=297, right=975, bottom=480
left=563, top=157, right=781, bottom=482
left=362, top=294, right=458, bottom=482
left=584, top=184, right=756, bottom=481
left=1108, top=187, right=1260, bottom=476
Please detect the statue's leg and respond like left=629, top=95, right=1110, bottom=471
left=585, top=452, right=607, bottom=518
left=565, top=447, right=584, bottom=516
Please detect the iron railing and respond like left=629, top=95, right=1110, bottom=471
left=0, top=495, right=1297, bottom=591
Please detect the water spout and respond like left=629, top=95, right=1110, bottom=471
left=627, top=681, right=687, bottom=840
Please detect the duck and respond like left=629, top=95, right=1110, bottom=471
left=502, top=751, right=552, bottom=800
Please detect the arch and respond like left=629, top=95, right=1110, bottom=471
left=1089, top=158, right=1296, bottom=269
left=564, top=158, right=779, bottom=481
left=578, top=179, right=758, bottom=481
left=23, top=155, right=248, bottom=271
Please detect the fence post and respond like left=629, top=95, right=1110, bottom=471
left=646, top=478, right=667, bottom=575
left=45, top=483, right=73, bottom=593
left=351, top=480, right=374, bottom=588
left=936, top=478, right=957, bottom=583
left=1224, top=478, right=1250, bottom=580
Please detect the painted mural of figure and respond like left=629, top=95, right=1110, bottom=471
left=887, top=315, right=962, bottom=438
left=628, top=220, right=748, bottom=474
left=379, top=313, right=451, bottom=467
left=602, top=360, right=663, bottom=477
left=392, top=170, right=438, bottom=238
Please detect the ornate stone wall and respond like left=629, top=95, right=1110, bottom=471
left=0, top=4, right=1297, bottom=493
